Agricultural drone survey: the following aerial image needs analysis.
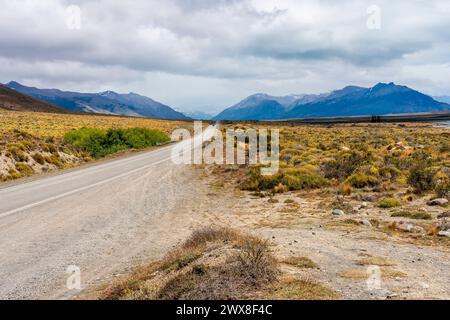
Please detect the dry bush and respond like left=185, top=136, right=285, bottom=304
left=234, top=237, right=278, bottom=285
left=100, top=227, right=280, bottom=300
left=181, top=226, right=242, bottom=250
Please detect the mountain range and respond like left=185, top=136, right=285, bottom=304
left=213, top=83, right=449, bottom=120
left=2, top=81, right=449, bottom=121
left=0, top=84, right=68, bottom=114
left=181, top=110, right=216, bottom=120
left=5, top=81, right=189, bottom=120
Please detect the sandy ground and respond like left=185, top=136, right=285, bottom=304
left=194, top=167, right=450, bottom=300
left=1, top=158, right=449, bottom=300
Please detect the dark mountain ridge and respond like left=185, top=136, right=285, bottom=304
left=214, top=83, right=449, bottom=120
left=5, top=81, right=189, bottom=120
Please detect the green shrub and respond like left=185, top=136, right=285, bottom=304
left=378, top=198, right=401, bottom=208
left=321, top=151, right=372, bottom=180
left=346, top=174, right=379, bottom=188
left=242, top=167, right=328, bottom=191
left=8, top=168, right=21, bottom=179
left=391, top=211, right=432, bottom=220
left=379, top=165, right=401, bottom=181
left=44, top=154, right=63, bottom=168
left=44, top=143, right=58, bottom=154
left=435, top=182, right=450, bottom=199
left=407, top=165, right=436, bottom=193
left=433, top=171, right=450, bottom=199
left=15, top=163, right=33, bottom=176
left=64, top=127, right=170, bottom=158
left=281, top=173, right=328, bottom=190
left=6, top=146, right=28, bottom=162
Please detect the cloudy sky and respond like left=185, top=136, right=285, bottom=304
left=1, top=0, right=449, bottom=113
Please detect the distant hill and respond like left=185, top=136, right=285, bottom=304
left=214, top=83, right=450, bottom=120
left=5, top=81, right=190, bottom=120
left=434, top=96, right=450, bottom=104
left=286, top=83, right=449, bottom=119
left=213, top=93, right=310, bottom=120
left=0, top=84, right=68, bottom=114
left=182, top=110, right=216, bottom=120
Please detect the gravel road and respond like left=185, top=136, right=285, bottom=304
left=0, top=126, right=216, bottom=299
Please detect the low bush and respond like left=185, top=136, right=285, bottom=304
left=407, top=151, right=437, bottom=193
left=15, top=163, right=33, bottom=176
left=242, top=167, right=328, bottom=191
left=346, top=173, right=379, bottom=188
left=379, top=198, right=402, bottom=208
left=6, top=145, right=28, bottom=162
left=7, top=168, right=21, bottom=179
left=339, top=183, right=353, bottom=196
left=321, top=151, right=372, bottom=180
left=44, top=154, right=62, bottom=168
left=391, top=211, right=432, bottom=220
left=32, top=152, right=45, bottom=165
left=64, top=127, right=170, bottom=158
left=100, top=227, right=279, bottom=300
left=408, top=166, right=436, bottom=193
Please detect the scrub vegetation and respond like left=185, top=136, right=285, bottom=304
left=235, top=123, right=449, bottom=200
left=0, top=109, right=187, bottom=181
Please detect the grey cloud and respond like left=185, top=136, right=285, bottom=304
left=0, top=0, right=449, bottom=109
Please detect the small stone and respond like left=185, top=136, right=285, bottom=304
left=332, top=209, right=345, bottom=216
left=428, top=198, right=449, bottom=206
left=396, top=222, right=425, bottom=234
left=438, top=230, right=450, bottom=238
left=360, top=220, right=372, bottom=227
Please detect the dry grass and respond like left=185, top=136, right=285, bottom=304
left=222, top=122, right=449, bottom=202
left=391, top=211, right=433, bottom=220
left=0, top=110, right=194, bottom=181
left=95, top=226, right=340, bottom=300
left=99, top=227, right=280, bottom=300
left=263, top=278, right=339, bottom=300
left=283, top=256, right=318, bottom=269
left=0, top=109, right=191, bottom=138
left=340, top=267, right=406, bottom=280
left=356, top=256, right=395, bottom=267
